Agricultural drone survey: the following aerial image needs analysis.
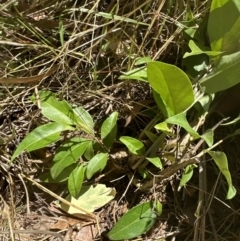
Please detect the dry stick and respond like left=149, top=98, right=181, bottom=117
left=117, top=172, right=135, bottom=205
left=1, top=196, right=15, bottom=241
left=153, top=28, right=182, bottom=59
left=193, top=152, right=206, bottom=239
left=206, top=173, right=221, bottom=241
left=208, top=209, right=219, bottom=241
left=17, top=174, right=31, bottom=214
left=7, top=209, right=15, bottom=241
left=139, top=157, right=199, bottom=191
left=7, top=173, right=17, bottom=223
left=20, top=173, right=101, bottom=237
left=132, top=133, right=166, bottom=170
left=196, top=125, right=207, bottom=241
left=198, top=154, right=206, bottom=241
left=20, top=174, right=96, bottom=218
left=0, top=66, right=58, bottom=84
left=34, top=87, right=41, bottom=109
left=139, top=0, right=166, bottom=52
left=0, top=230, right=64, bottom=241
left=193, top=118, right=228, bottom=241
left=133, top=117, right=228, bottom=191
left=202, top=153, right=207, bottom=241
left=192, top=117, right=229, bottom=155
left=83, top=0, right=152, bottom=61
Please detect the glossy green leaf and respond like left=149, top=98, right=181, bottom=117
left=166, top=112, right=200, bottom=138
left=68, top=165, right=85, bottom=199
left=101, top=112, right=118, bottom=148
left=11, top=122, right=73, bottom=161
left=31, top=91, right=77, bottom=126
left=119, top=67, right=147, bottom=82
left=146, top=157, right=162, bottom=169
left=179, top=164, right=197, bottom=187
left=119, top=136, right=145, bottom=155
left=107, top=201, right=158, bottom=240
left=200, top=51, right=240, bottom=93
left=73, top=106, right=94, bottom=134
left=183, top=40, right=222, bottom=58
left=51, top=138, right=90, bottom=179
left=154, top=121, right=173, bottom=135
left=147, top=61, right=194, bottom=116
left=152, top=90, right=169, bottom=117
left=208, top=0, right=240, bottom=53
left=208, top=151, right=236, bottom=199
left=197, top=94, right=214, bottom=112
left=86, top=153, right=108, bottom=179
left=84, top=141, right=94, bottom=161
left=40, top=164, right=77, bottom=183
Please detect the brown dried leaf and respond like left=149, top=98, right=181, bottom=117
left=73, top=224, right=98, bottom=241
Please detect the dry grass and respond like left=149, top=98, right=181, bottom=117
left=3, top=1, right=238, bottom=241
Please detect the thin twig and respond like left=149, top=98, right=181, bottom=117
left=17, top=173, right=31, bottom=214
left=117, top=172, right=135, bottom=205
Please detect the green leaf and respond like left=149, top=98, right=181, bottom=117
left=183, top=40, right=222, bottom=58
left=182, top=54, right=209, bottom=78
left=68, top=165, right=85, bottom=199
left=200, top=51, right=240, bottom=93
left=201, top=129, right=214, bottom=147
left=146, top=157, right=162, bottom=169
left=181, top=14, right=208, bottom=46
left=101, top=112, right=118, bottom=148
left=86, top=153, right=108, bottom=179
left=179, top=164, right=197, bottom=187
left=61, top=184, right=116, bottom=214
left=40, top=164, right=77, bottom=183
left=154, top=121, right=173, bottom=135
left=152, top=90, right=169, bottom=117
left=208, top=0, right=240, bottom=53
left=51, top=138, right=90, bottom=179
left=208, top=151, right=236, bottom=199
left=166, top=113, right=200, bottom=138
left=135, top=57, right=152, bottom=65
left=84, top=141, right=94, bottom=161
left=31, top=91, right=77, bottom=126
left=138, top=168, right=148, bottom=179
left=147, top=61, right=194, bottom=116
left=119, top=67, right=147, bottom=82
left=107, top=201, right=158, bottom=240
left=11, top=122, right=73, bottom=161
left=73, top=106, right=94, bottom=134
left=197, top=94, right=214, bottom=112
left=119, top=136, right=145, bottom=155
left=154, top=200, right=162, bottom=216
